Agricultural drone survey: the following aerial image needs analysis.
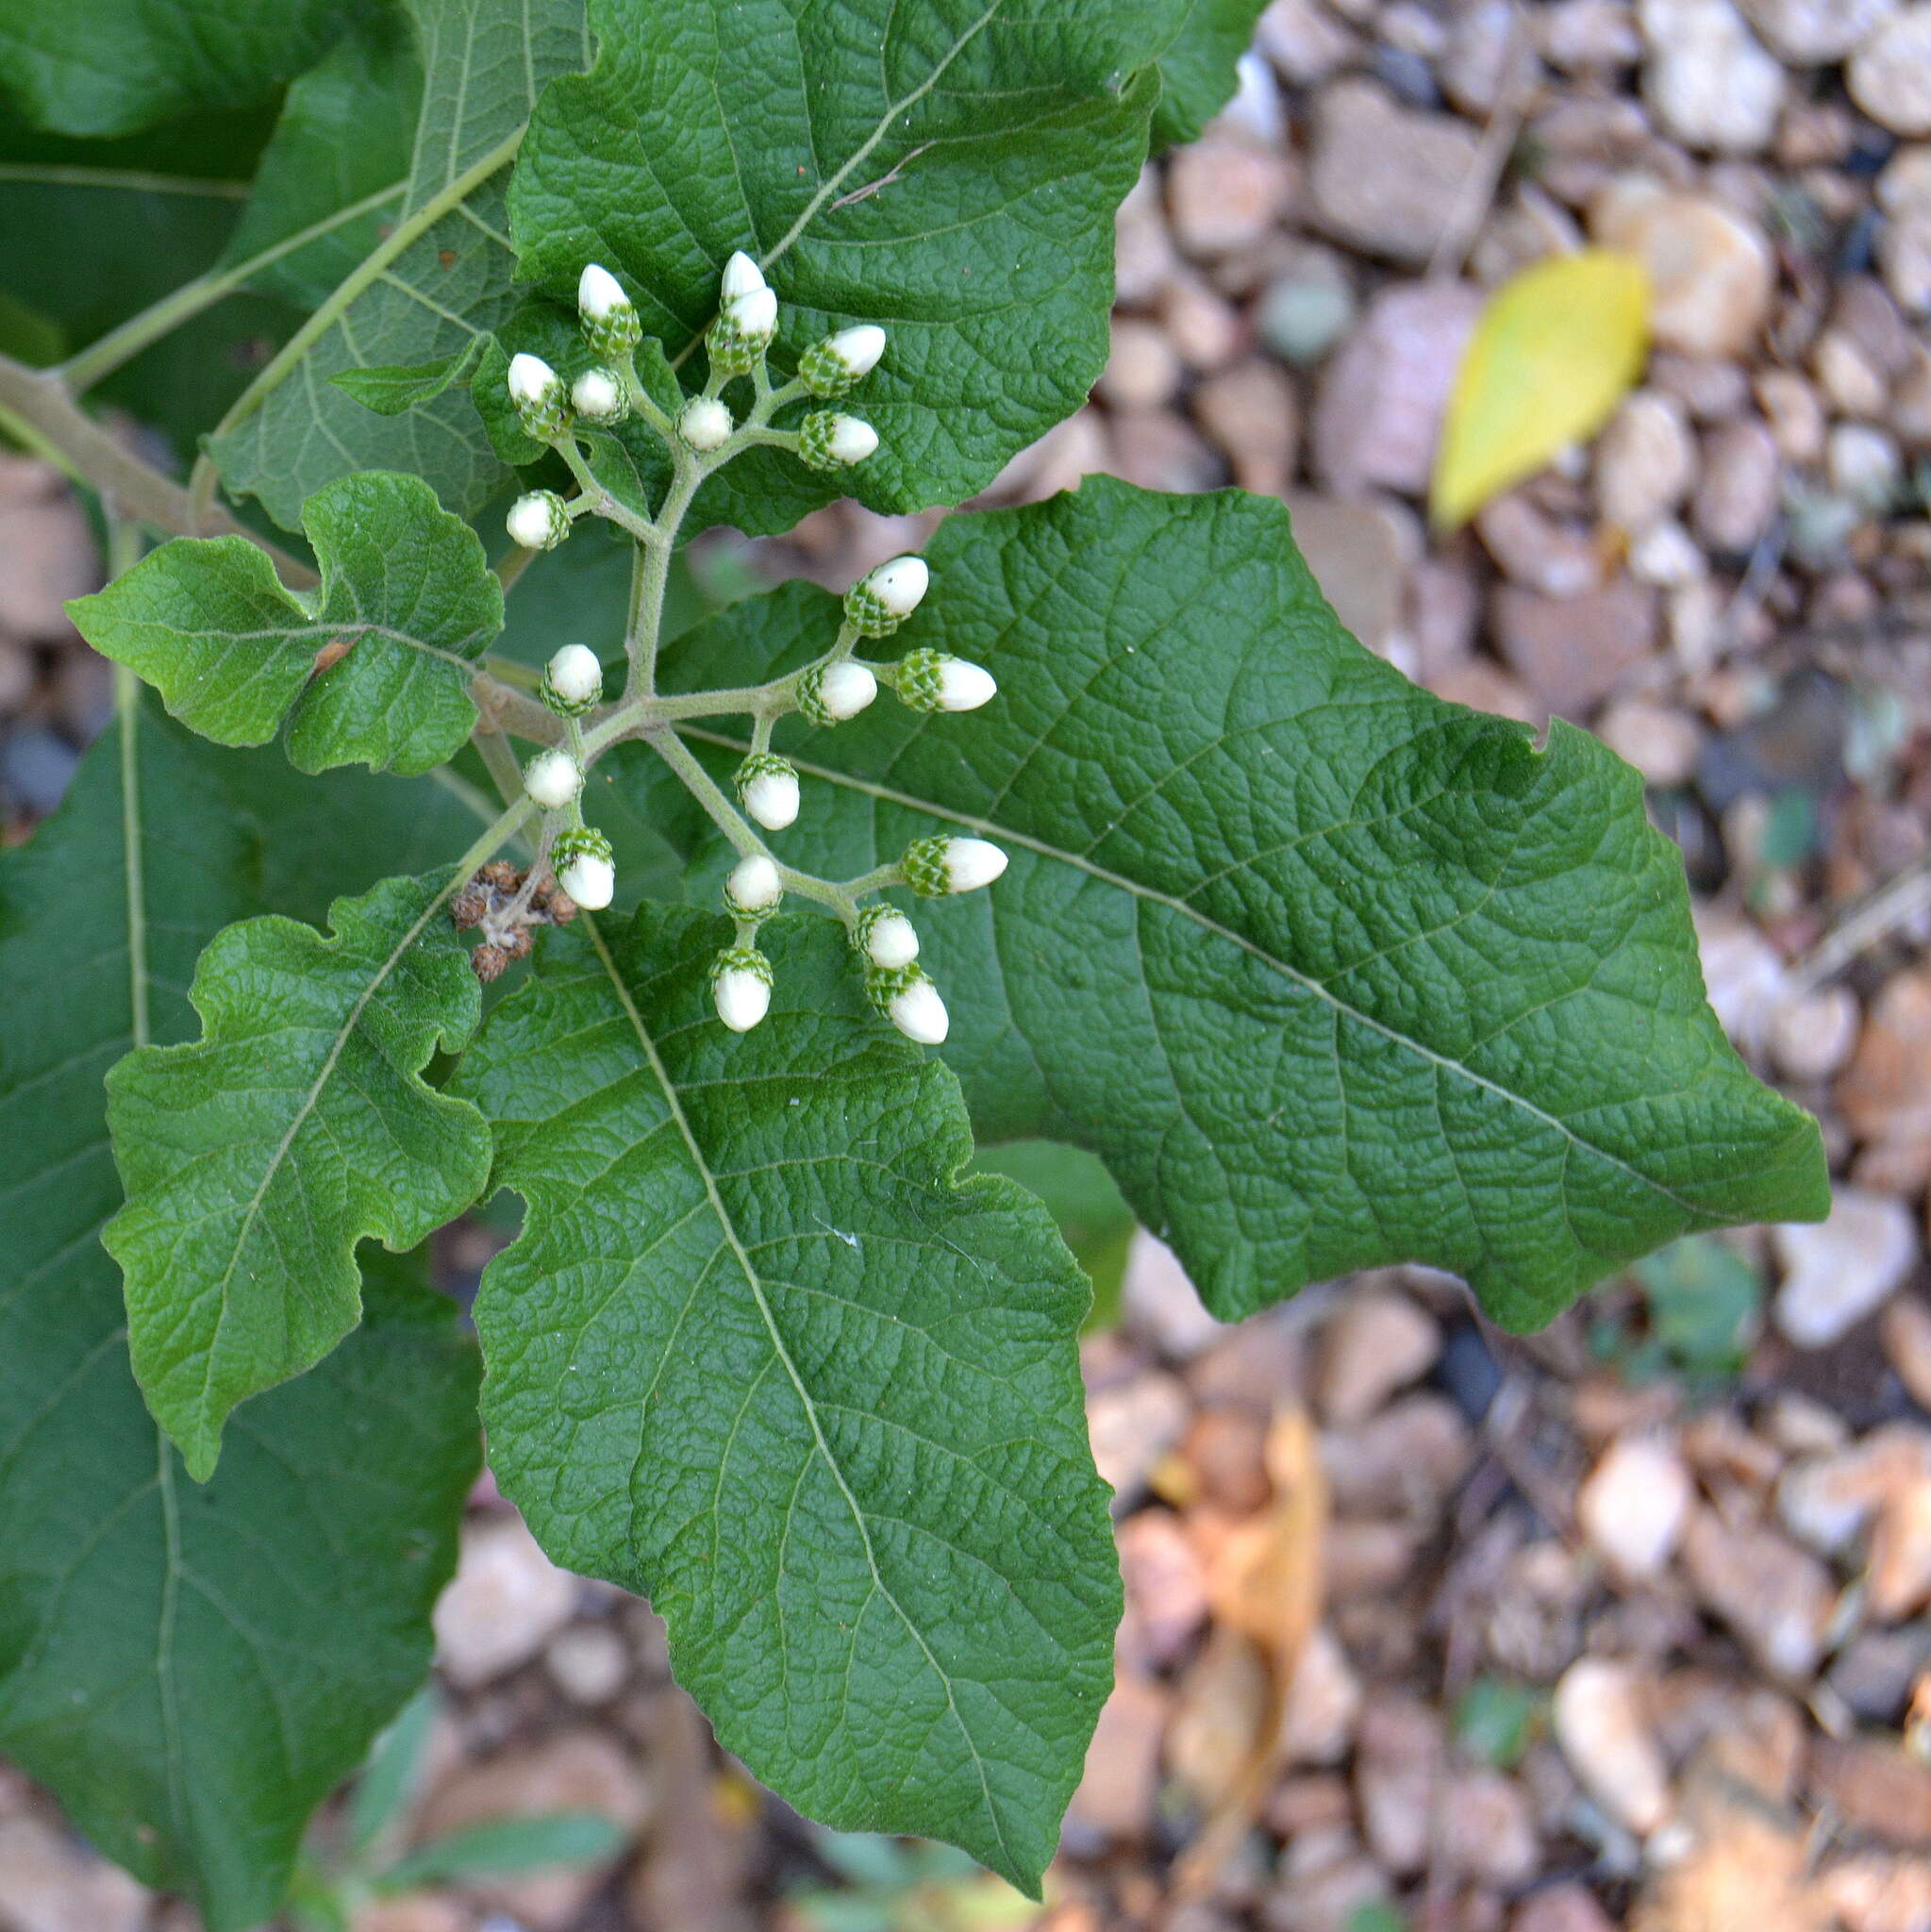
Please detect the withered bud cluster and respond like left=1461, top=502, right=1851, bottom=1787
left=453, top=860, right=578, bottom=981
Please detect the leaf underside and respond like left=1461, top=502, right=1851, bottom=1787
left=70, top=470, right=503, bottom=775
left=206, top=0, right=591, bottom=526
left=0, top=696, right=482, bottom=1932
left=641, top=477, right=1828, bottom=1328
left=452, top=907, right=1120, bottom=1895
left=507, top=0, right=1184, bottom=536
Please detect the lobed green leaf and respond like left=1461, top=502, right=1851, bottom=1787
left=103, top=867, right=491, bottom=1480
left=71, top=471, right=503, bottom=774
left=451, top=907, right=1119, bottom=1894
left=0, top=692, right=483, bottom=1930
left=643, top=479, right=1830, bottom=1328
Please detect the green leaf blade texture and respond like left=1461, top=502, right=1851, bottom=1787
left=452, top=908, right=1119, bottom=1894
left=508, top=0, right=1182, bottom=531
left=105, top=870, right=491, bottom=1480
left=206, top=0, right=591, bottom=526
left=70, top=471, right=503, bottom=774
left=0, top=695, right=482, bottom=1931
left=1153, top=0, right=1271, bottom=149
left=658, top=479, right=1829, bottom=1328
left=0, top=0, right=349, bottom=137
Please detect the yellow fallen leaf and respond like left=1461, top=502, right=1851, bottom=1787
left=1430, top=248, right=1651, bottom=532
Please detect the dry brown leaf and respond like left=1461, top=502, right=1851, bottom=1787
left=1172, top=1407, right=1328, bottom=1899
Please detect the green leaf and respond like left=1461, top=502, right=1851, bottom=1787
left=206, top=0, right=591, bottom=528
left=376, top=1811, right=627, bottom=1890
left=346, top=1684, right=441, bottom=1855
left=0, top=691, right=482, bottom=1931
left=1631, top=1233, right=1763, bottom=1376
left=645, top=477, right=1829, bottom=1329
left=450, top=907, right=1119, bottom=1895
left=71, top=471, right=503, bottom=774
left=507, top=0, right=1181, bottom=535
left=103, top=867, right=491, bottom=1479
left=332, top=341, right=484, bottom=416
left=971, top=1141, right=1135, bottom=1329
left=1152, top=0, right=1270, bottom=150
left=220, top=13, right=420, bottom=311
left=0, top=0, right=351, bottom=138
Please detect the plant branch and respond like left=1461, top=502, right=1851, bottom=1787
left=0, top=353, right=318, bottom=585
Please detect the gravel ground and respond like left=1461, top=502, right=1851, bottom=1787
left=5, top=3, right=1931, bottom=1927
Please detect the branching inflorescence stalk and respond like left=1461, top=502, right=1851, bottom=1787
left=492, top=252, right=1005, bottom=1040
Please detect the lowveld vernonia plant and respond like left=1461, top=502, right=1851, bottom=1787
left=0, top=3, right=1828, bottom=1925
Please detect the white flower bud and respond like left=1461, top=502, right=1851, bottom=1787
left=901, top=834, right=1007, bottom=897
left=936, top=658, right=996, bottom=710
left=799, top=410, right=879, bottom=471
left=545, top=643, right=603, bottom=708
left=725, top=284, right=777, bottom=343
left=578, top=263, right=628, bottom=323
left=507, top=353, right=559, bottom=408
left=944, top=838, right=1007, bottom=892
left=558, top=849, right=614, bottom=909
left=868, top=557, right=929, bottom=617
left=724, top=852, right=783, bottom=915
left=506, top=490, right=570, bottom=552
left=797, top=658, right=878, bottom=726
left=679, top=396, right=733, bottom=451
left=712, top=948, right=774, bottom=1033
left=571, top=366, right=625, bottom=422
left=889, top=974, right=948, bottom=1045
left=720, top=251, right=768, bottom=304
left=828, top=416, right=878, bottom=463
left=896, top=647, right=993, bottom=713
left=844, top=555, right=929, bottom=637
left=801, top=325, right=887, bottom=396
left=736, top=753, right=800, bottom=830
left=524, top=747, right=582, bottom=811
left=552, top=826, right=613, bottom=908
left=857, top=908, right=920, bottom=971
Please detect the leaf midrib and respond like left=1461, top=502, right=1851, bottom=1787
left=666, top=0, right=1005, bottom=371
left=576, top=912, right=1015, bottom=1870
left=681, top=726, right=1721, bottom=1228
left=187, top=875, right=464, bottom=1469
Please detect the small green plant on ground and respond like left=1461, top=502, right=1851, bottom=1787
left=0, top=3, right=1826, bottom=1925
left=283, top=1686, right=624, bottom=1932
